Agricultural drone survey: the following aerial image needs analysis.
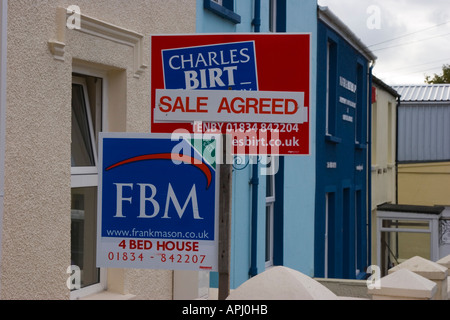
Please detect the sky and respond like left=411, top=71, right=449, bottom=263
left=317, top=0, right=450, bottom=85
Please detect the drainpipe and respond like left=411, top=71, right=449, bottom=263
left=252, top=0, right=261, bottom=33
left=367, top=60, right=375, bottom=268
left=249, top=0, right=261, bottom=277
left=249, top=162, right=259, bottom=277
left=395, top=96, right=400, bottom=204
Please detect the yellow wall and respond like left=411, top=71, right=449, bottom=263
left=370, top=82, right=397, bottom=266
left=398, top=162, right=450, bottom=206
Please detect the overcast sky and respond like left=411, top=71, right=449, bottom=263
left=317, top=0, right=450, bottom=85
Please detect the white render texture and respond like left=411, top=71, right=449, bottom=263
left=437, top=255, right=450, bottom=270
left=437, top=255, right=450, bottom=299
left=388, top=256, right=448, bottom=300
left=369, top=268, right=437, bottom=300
left=1, top=0, right=195, bottom=300
left=226, top=266, right=338, bottom=300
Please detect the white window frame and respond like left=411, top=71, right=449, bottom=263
left=265, top=172, right=276, bottom=268
left=376, top=210, right=440, bottom=275
left=70, top=70, right=108, bottom=300
left=269, top=0, right=277, bottom=33
left=71, top=76, right=99, bottom=176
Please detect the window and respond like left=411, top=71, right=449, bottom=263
left=269, top=0, right=286, bottom=33
left=377, top=206, right=441, bottom=276
left=380, top=219, right=432, bottom=275
left=355, top=190, right=363, bottom=276
left=71, top=74, right=105, bottom=298
left=204, top=0, right=241, bottom=24
left=387, top=102, right=393, bottom=163
left=355, top=63, right=364, bottom=144
left=326, top=39, right=338, bottom=138
left=342, top=187, right=351, bottom=278
left=324, top=192, right=336, bottom=278
left=371, top=100, right=377, bottom=165
left=71, top=78, right=98, bottom=170
left=265, top=172, right=275, bottom=268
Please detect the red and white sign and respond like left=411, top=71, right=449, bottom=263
left=151, top=34, right=311, bottom=155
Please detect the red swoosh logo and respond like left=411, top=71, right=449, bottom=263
left=106, top=153, right=212, bottom=189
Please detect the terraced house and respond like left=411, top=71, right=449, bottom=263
left=0, top=0, right=196, bottom=300
left=0, top=0, right=379, bottom=300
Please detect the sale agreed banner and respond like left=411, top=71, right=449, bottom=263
left=150, top=34, right=311, bottom=155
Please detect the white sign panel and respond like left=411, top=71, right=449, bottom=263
left=154, top=89, right=307, bottom=124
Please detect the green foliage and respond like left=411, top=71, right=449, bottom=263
left=425, top=64, right=450, bottom=84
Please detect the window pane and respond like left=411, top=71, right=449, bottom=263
left=71, top=187, right=99, bottom=289
left=266, top=173, right=274, bottom=198
left=265, top=205, right=273, bottom=263
left=326, top=40, right=337, bottom=136
left=72, top=84, right=95, bottom=167
left=382, top=219, right=429, bottom=230
left=381, top=231, right=430, bottom=269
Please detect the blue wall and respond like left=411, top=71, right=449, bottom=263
left=314, top=19, right=371, bottom=279
left=196, top=0, right=318, bottom=289
left=282, top=0, right=317, bottom=278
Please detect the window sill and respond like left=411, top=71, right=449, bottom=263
left=79, top=291, right=137, bottom=300
left=355, top=143, right=367, bottom=150
left=325, top=135, right=342, bottom=144
left=204, top=0, right=241, bottom=24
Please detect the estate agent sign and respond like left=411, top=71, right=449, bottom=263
left=96, top=133, right=219, bottom=271
left=151, top=34, right=311, bottom=156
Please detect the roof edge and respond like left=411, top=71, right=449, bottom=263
left=318, top=6, right=377, bottom=62
left=373, top=75, right=400, bottom=98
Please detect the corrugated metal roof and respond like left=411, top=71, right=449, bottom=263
left=393, top=84, right=450, bottom=102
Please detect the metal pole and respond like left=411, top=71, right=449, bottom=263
left=218, top=134, right=232, bottom=300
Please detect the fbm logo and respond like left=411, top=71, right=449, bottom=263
left=100, top=135, right=216, bottom=241
left=162, top=41, right=258, bottom=91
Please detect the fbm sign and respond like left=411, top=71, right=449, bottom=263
left=97, top=133, right=219, bottom=271
left=151, top=34, right=311, bottom=156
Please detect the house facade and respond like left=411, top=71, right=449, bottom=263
left=0, top=0, right=196, bottom=300
left=376, top=84, right=450, bottom=274
left=196, top=0, right=318, bottom=291
left=0, top=0, right=381, bottom=300
left=370, top=76, right=399, bottom=267
left=314, top=6, right=376, bottom=280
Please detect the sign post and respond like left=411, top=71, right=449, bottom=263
left=149, top=34, right=311, bottom=299
left=218, top=134, right=232, bottom=300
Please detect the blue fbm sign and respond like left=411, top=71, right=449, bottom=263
left=162, top=41, right=258, bottom=91
left=96, top=133, right=219, bottom=271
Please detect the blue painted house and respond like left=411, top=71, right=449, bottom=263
left=196, top=1, right=376, bottom=290
left=197, top=0, right=318, bottom=290
left=314, top=6, right=376, bottom=279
